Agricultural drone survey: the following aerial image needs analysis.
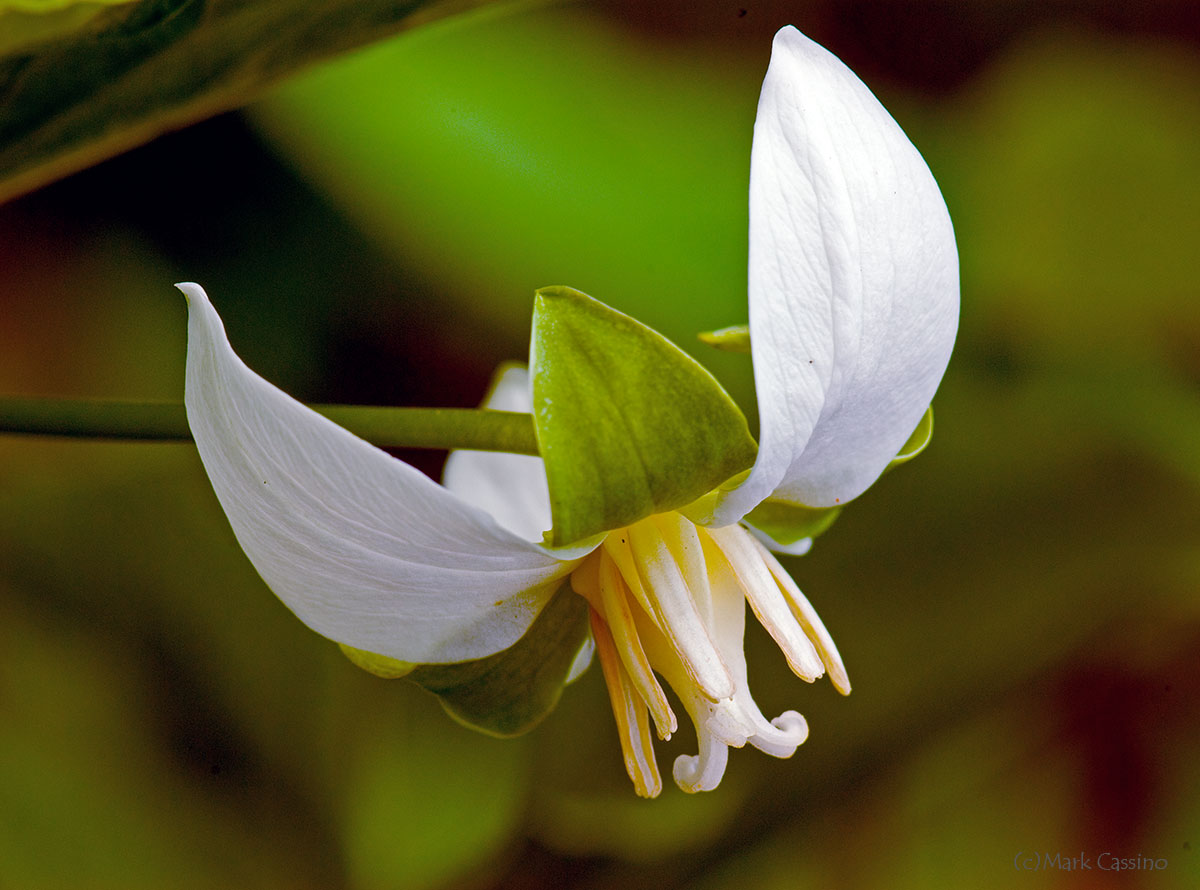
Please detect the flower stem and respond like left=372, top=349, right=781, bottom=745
left=0, top=397, right=539, bottom=454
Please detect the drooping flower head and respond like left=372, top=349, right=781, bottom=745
left=179, top=26, right=957, bottom=797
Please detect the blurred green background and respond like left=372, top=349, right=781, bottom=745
left=2, top=1, right=1198, bottom=887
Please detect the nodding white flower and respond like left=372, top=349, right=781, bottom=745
left=179, top=26, right=957, bottom=797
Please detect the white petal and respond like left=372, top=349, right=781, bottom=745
left=714, top=26, right=959, bottom=521
left=179, top=283, right=588, bottom=664
left=441, top=364, right=553, bottom=542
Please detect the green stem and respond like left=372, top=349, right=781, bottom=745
left=0, top=397, right=539, bottom=455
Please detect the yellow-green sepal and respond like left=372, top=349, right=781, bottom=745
left=406, top=581, right=589, bottom=738
left=888, top=406, right=934, bottom=468
left=338, top=644, right=416, bottom=679
left=698, top=324, right=751, bottom=353
left=531, top=286, right=758, bottom=546
left=742, top=499, right=842, bottom=549
left=737, top=408, right=933, bottom=549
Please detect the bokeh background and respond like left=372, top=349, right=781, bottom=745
left=2, top=1, right=1198, bottom=887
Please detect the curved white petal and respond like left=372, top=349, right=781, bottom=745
left=441, top=364, right=553, bottom=543
left=179, top=283, right=587, bottom=664
left=714, top=26, right=959, bottom=522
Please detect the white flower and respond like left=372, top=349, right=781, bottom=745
left=179, top=25, right=957, bottom=797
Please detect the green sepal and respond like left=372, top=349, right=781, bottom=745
left=406, top=581, right=589, bottom=738
left=697, top=324, right=751, bottom=353
left=531, top=286, right=758, bottom=546
left=338, top=644, right=416, bottom=679
left=742, top=499, right=842, bottom=548
left=888, top=406, right=934, bottom=468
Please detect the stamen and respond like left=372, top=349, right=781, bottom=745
left=589, top=607, right=663, bottom=798
left=577, top=510, right=846, bottom=796
left=750, top=536, right=851, bottom=694
left=601, top=532, right=661, bottom=631
left=596, top=550, right=677, bottom=739
left=627, top=519, right=734, bottom=702
left=652, top=513, right=714, bottom=624
left=704, top=525, right=826, bottom=681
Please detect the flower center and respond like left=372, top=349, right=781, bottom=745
left=569, top=511, right=849, bottom=797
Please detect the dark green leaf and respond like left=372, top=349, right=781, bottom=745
left=0, top=0, right=521, bottom=202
